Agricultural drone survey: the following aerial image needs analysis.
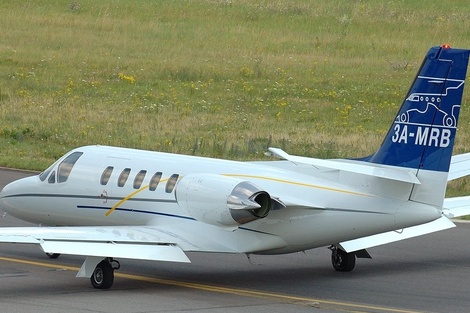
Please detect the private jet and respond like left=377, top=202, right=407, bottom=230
left=1, top=45, right=470, bottom=289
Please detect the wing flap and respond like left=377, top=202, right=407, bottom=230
left=41, top=241, right=190, bottom=263
left=0, top=226, right=180, bottom=244
left=0, top=234, right=41, bottom=244
left=339, top=216, right=455, bottom=253
left=268, top=147, right=420, bottom=184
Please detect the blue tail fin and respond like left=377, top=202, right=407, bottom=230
left=367, top=46, right=469, bottom=173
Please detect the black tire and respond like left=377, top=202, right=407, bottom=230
left=46, top=253, right=61, bottom=259
left=90, top=260, right=114, bottom=289
left=331, top=249, right=356, bottom=272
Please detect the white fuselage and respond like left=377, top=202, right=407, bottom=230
left=0, top=145, right=441, bottom=255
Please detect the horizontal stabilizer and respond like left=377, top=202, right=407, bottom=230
left=448, top=152, right=470, bottom=181
left=267, top=147, right=420, bottom=184
left=339, top=216, right=455, bottom=253
left=443, top=196, right=470, bottom=218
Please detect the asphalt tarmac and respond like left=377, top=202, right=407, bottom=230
left=1, top=168, right=470, bottom=313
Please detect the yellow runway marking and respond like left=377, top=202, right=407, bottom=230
left=0, top=256, right=80, bottom=271
left=0, top=256, right=422, bottom=313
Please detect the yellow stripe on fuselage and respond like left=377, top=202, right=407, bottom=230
left=222, top=174, right=369, bottom=197
left=105, top=184, right=150, bottom=216
left=105, top=173, right=369, bottom=217
left=105, top=178, right=170, bottom=216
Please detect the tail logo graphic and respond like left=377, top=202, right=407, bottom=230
left=367, top=45, right=469, bottom=172
left=391, top=75, right=464, bottom=148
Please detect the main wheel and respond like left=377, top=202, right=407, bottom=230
left=90, top=260, right=114, bottom=289
left=331, top=248, right=356, bottom=272
left=46, top=253, right=60, bottom=259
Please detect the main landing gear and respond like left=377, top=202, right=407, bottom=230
left=46, top=253, right=61, bottom=259
left=329, top=245, right=356, bottom=272
left=90, top=258, right=120, bottom=289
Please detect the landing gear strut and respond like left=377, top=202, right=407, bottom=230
left=329, top=245, right=356, bottom=272
left=90, top=258, right=120, bottom=289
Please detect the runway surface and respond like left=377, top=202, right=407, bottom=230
left=1, top=168, right=470, bottom=313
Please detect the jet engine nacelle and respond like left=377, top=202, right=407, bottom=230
left=175, top=174, right=272, bottom=227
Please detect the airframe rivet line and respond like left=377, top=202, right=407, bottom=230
left=0, top=256, right=422, bottom=313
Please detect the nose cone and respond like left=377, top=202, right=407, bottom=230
left=0, top=179, right=16, bottom=212
left=0, top=176, right=39, bottom=220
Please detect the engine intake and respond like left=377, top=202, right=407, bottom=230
left=175, top=174, right=273, bottom=227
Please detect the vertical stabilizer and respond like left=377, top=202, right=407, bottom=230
left=366, top=45, right=469, bottom=206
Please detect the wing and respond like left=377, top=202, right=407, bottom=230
left=339, top=216, right=456, bottom=253
left=0, top=224, right=288, bottom=280
left=0, top=226, right=191, bottom=263
left=0, top=224, right=287, bottom=259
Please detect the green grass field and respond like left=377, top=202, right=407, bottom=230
left=2, top=0, right=470, bottom=195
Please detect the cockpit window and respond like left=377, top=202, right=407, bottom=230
left=118, top=168, right=131, bottom=187
left=57, top=152, right=83, bottom=183
left=100, top=166, right=114, bottom=185
left=133, top=170, right=147, bottom=189
left=39, top=164, right=55, bottom=182
left=165, top=174, right=179, bottom=193
left=48, top=171, right=56, bottom=184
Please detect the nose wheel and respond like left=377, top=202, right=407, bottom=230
left=90, top=258, right=120, bottom=289
left=330, top=245, right=356, bottom=272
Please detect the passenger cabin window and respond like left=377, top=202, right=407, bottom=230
left=118, top=168, right=131, bottom=187
left=165, top=174, right=179, bottom=193
left=100, top=166, right=114, bottom=185
left=149, top=172, right=162, bottom=191
left=133, top=170, right=147, bottom=189
left=57, top=151, right=83, bottom=183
